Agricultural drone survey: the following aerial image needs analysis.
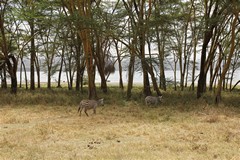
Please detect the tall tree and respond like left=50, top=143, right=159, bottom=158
left=63, top=0, right=97, bottom=99
left=189, top=0, right=201, bottom=91
left=197, top=0, right=228, bottom=98
left=122, top=0, right=155, bottom=97
left=22, top=0, right=37, bottom=90
left=0, top=0, right=18, bottom=93
left=215, top=2, right=239, bottom=104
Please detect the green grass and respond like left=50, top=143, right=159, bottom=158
left=0, top=87, right=240, bottom=160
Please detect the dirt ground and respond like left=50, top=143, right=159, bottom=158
left=0, top=104, right=240, bottom=160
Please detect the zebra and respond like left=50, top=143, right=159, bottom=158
left=78, top=99, right=104, bottom=116
left=145, top=96, right=162, bottom=106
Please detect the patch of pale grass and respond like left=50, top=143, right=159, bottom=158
left=0, top=103, right=240, bottom=160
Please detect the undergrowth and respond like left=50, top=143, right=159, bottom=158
left=0, top=86, right=240, bottom=160
left=0, top=86, right=240, bottom=111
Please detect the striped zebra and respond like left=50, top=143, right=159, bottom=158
left=145, top=96, right=162, bottom=106
left=78, top=99, right=104, bottom=116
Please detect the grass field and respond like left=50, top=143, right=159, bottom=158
left=0, top=87, right=240, bottom=160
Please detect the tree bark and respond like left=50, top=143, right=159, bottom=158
left=146, top=36, right=162, bottom=96
left=57, top=46, right=65, bottom=88
left=63, top=0, right=97, bottom=99
left=156, top=26, right=166, bottom=91
left=215, top=14, right=238, bottom=104
left=29, top=18, right=36, bottom=90
left=0, top=8, right=17, bottom=93
left=75, top=34, right=82, bottom=91
left=197, top=23, right=216, bottom=98
left=94, top=32, right=107, bottom=93
left=126, top=52, right=135, bottom=100
left=0, top=64, right=7, bottom=89
left=114, top=40, right=124, bottom=90
left=209, top=43, right=223, bottom=91
left=7, top=55, right=18, bottom=94
left=190, top=1, right=198, bottom=91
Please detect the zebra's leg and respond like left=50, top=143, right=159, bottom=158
left=84, top=108, right=89, bottom=116
left=78, top=105, right=81, bottom=113
left=80, top=108, right=83, bottom=116
left=93, top=106, right=96, bottom=114
left=79, top=106, right=84, bottom=116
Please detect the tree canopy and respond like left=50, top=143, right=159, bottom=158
left=0, top=0, right=239, bottom=103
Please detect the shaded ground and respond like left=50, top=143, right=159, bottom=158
left=0, top=102, right=240, bottom=160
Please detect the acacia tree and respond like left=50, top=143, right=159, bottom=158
left=22, top=0, right=37, bottom=90
left=63, top=0, right=97, bottom=99
left=197, top=0, right=229, bottom=98
left=189, top=0, right=202, bottom=91
left=0, top=54, right=7, bottom=88
left=179, top=2, right=193, bottom=91
left=136, top=0, right=152, bottom=97
left=229, top=43, right=240, bottom=90
left=0, top=0, right=18, bottom=93
left=92, top=3, right=109, bottom=93
left=36, top=1, right=63, bottom=89
left=39, top=26, right=59, bottom=89
left=113, top=39, right=124, bottom=89
left=60, top=4, right=85, bottom=91
left=122, top=0, right=162, bottom=98
left=152, top=0, right=186, bottom=91
left=215, top=2, right=239, bottom=104
left=120, top=0, right=137, bottom=99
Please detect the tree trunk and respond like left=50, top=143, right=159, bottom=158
left=0, top=12, right=17, bottom=93
left=231, top=80, right=240, bottom=92
left=146, top=36, right=161, bottom=96
left=147, top=66, right=162, bottom=96
left=19, top=58, right=23, bottom=88
left=174, top=54, right=178, bottom=91
left=57, top=49, right=64, bottom=88
left=215, top=14, right=237, bottom=104
left=197, top=1, right=220, bottom=98
left=191, top=25, right=197, bottom=91
left=22, top=61, right=28, bottom=89
left=79, top=59, right=85, bottom=93
left=35, top=57, right=41, bottom=88
left=94, top=32, right=107, bottom=93
left=197, top=27, right=216, bottom=98
left=190, top=0, right=199, bottom=91
left=127, top=52, right=135, bottom=100
left=6, top=55, right=18, bottom=94
left=18, top=59, right=28, bottom=89
left=114, top=40, right=124, bottom=90
left=68, top=55, right=73, bottom=90
left=197, top=47, right=208, bottom=98
left=79, top=30, right=97, bottom=99
left=75, top=35, right=82, bottom=91
left=1, top=65, right=7, bottom=89
left=63, top=0, right=97, bottom=99
left=209, top=44, right=223, bottom=91
left=138, top=0, right=151, bottom=97
left=30, top=19, right=36, bottom=90
left=140, top=38, right=151, bottom=97
left=156, top=27, right=166, bottom=91
left=47, top=67, right=51, bottom=89
left=181, top=18, right=190, bottom=91
left=10, top=71, right=17, bottom=94
left=79, top=1, right=97, bottom=99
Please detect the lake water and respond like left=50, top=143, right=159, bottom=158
left=2, top=69, right=240, bottom=86
left=14, top=70, right=183, bottom=84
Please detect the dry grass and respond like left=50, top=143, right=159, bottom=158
left=0, top=88, right=240, bottom=160
left=1, top=105, right=240, bottom=160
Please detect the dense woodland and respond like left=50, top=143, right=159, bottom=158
left=0, top=0, right=239, bottom=104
